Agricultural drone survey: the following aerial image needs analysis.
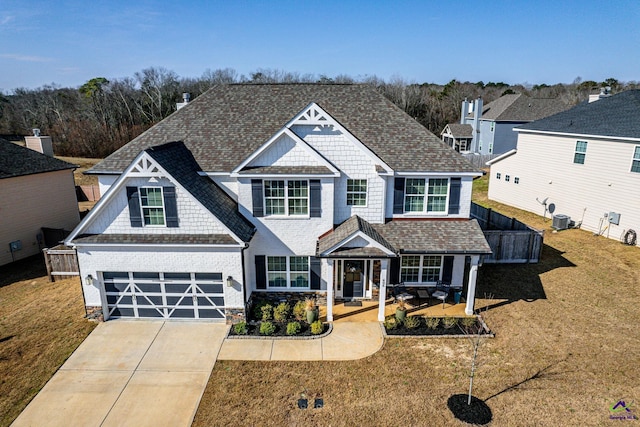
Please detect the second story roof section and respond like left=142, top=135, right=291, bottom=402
left=88, top=84, right=480, bottom=176
left=0, top=138, right=77, bottom=179
left=515, top=89, right=640, bottom=140
left=470, top=93, right=569, bottom=123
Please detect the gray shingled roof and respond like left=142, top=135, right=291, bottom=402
left=443, top=123, right=473, bottom=138
left=73, top=234, right=238, bottom=245
left=317, top=215, right=396, bottom=256
left=470, top=94, right=569, bottom=122
left=238, top=166, right=333, bottom=175
left=91, top=84, right=478, bottom=174
left=373, top=219, right=491, bottom=254
left=516, top=90, right=640, bottom=138
left=145, top=141, right=255, bottom=243
left=0, top=138, right=76, bottom=179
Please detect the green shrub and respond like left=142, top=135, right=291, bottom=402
left=259, top=321, right=276, bottom=335
left=274, top=302, right=290, bottom=322
left=425, top=317, right=440, bottom=330
left=252, top=299, right=269, bottom=320
left=403, top=315, right=421, bottom=329
left=233, top=321, right=248, bottom=335
left=260, top=304, right=273, bottom=321
left=293, top=300, right=306, bottom=321
left=442, top=316, right=458, bottom=329
left=286, top=321, right=301, bottom=335
left=460, top=316, right=478, bottom=333
left=310, top=320, right=324, bottom=335
left=384, top=316, right=398, bottom=330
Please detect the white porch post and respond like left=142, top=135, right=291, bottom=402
left=378, top=259, right=388, bottom=321
left=465, top=256, right=480, bottom=315
left=326, top=259, right=334, bottom=322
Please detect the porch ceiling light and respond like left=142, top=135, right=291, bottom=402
left=227, top=276, right=233, bottom=287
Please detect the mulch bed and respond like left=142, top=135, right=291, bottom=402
left=447, top=394, right=493, bottom=425
left=228, top=321, right=328, bottom=338
left=384, top=316, right=492, bottom=337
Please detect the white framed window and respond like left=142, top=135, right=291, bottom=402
left=489, top=143, right=493, bottom=154
left=404, top=178, right=449, bottom=214
left=400, top=255, right=442, bottom=283
left=139, top=187, right=165, bottom=226
left=505, top=175, right=510, bottom=182
left=631, top=146, right=640, bottom=173
left=574, top=141, right=587, bottom=164
left=514, top=177, right=520, bottom=184
left=264, top=180, right=308, bottom=216
left=267, top=256, right=309, bottom=289
left=496, top=172, right=501, bottom=180
left=490, top=122, right=495, bottom=132
left=346, top=179, right=367, bottom=206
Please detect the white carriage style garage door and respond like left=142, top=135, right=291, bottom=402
left=103, top=272, right=226, bottom=320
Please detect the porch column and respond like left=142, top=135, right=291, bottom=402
left=377, top=259, right=388, bottom=321
left=326, top=259, right=334, bottom=322
left=465, top=256, right=480, bottom=315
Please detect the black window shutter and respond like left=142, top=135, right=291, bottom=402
left=309, top=180, right=321, bottom=217
left=255, top=256, right=266, bottom=289
left=448, top=178, right=462, bottom=215
left=251, top=179, right=264, bottom=217
left=390, top=257, right=400, bottom=284
left=163, top=186, right=178, bottom=227
left=127, top=186, right=143, bottom=227
left=310, top=256, right=321, bottom=289
left=393, top=178, right=405, bottom=214
left=442, top=256, right=454, bottom=283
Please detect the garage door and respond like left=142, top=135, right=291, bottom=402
left=103, top=272, right=226, bottom=320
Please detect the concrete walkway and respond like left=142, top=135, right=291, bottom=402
left=12, top=320, right=228, bottom=427
left=218, top=322, right=384, bottom=361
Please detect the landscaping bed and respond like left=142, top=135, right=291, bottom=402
left=230, top=297, right=328, bottom=338
left=383, top=315, right=492, bottom=337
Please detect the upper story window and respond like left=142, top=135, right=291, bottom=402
left=514, top=177, right=520, bottom=184
left=394, top=177, right=460, bottom=216
left=490, top=122, right=495, bottom=132
left=496, top=172, right=501, bottom=180
left=505, top=175, right=510, bottom=182
left=346, top=179, right=367, bottom=206
left=264, top=180, right=308, bottom=216
left=139, top=187, right=165, bottom=226
left=404, top=178, right=449, bottom=213
left=631, top=146, right=640, bottom=173
left=574, top=141, right=587, bottom=164
left=127, top=185, right=178, bottom=228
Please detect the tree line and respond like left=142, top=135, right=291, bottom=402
left=0, top=67, right=635, bottom=158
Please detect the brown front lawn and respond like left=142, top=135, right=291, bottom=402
left=193, top=173, right=640, bottom=426
left=0, top=256, right=96, bottom=427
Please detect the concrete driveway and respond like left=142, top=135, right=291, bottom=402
left=12, top=320, right=228, bottom=427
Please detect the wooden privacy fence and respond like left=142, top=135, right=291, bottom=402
left=43, top=245, right=79, bottom=281
left=471, top=203, right=544, bottom=263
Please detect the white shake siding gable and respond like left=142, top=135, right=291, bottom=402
left=247, top=133, right=324, bottom=167
left=83, top=176, right=228, bottom=235
left=488, top=132, right=640, bottom=242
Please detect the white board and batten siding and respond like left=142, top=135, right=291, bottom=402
left=488, top=132, right=640, bottom=243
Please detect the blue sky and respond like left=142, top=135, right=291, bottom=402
left=1, top=0, right=639, bottom=91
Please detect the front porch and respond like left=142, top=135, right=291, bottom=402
left=320, top=298, right=470, bottom=322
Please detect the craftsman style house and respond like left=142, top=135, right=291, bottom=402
left=66, top=84, right=491, bottom=323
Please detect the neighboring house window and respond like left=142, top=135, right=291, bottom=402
left=505, top=175, right=510, bottom=182
left=489, top=143, right=493, bottom=154
left=266, top=256, right=309, bottom=289
left=402, top=178, right=449, bottom=214
left=631, top=146, right=640, bottom=173
left=140, top=187, right=165, bottom=226
left=496, top=172, right=501, bottom=180
left=264, top=180, right=308, bottom=216
left=574, top=141, right=587, bottom=164
left=490, top=122, right=495, bottom=132
left=514, top=177, right=520, bottom=184
left=346, top=179, right=367, bottom=206
left=400, top=255, right=442, bottom=283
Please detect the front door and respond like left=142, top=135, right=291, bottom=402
left=343, top=260, right=364, bottom=299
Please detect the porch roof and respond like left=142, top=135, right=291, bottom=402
left=317, top=215, right=396, bottom=257
left=322, top=246, right=392, bottom=258
left=373, top=219, right=492, bottom=255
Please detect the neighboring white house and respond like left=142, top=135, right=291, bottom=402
left=445, top=94, right=569, bottom=156
left=0, top=138, right=80, bottom=266
left=66, top=84, right=491, bottom=323
left=487, top=89, right=640, bottom=246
